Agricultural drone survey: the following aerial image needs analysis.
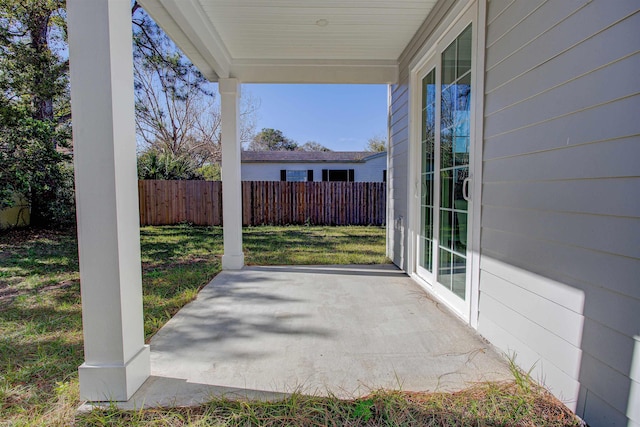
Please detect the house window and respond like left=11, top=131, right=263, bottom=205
left=322, top=169, right=355, bottom=182
left=281, top=170, right=312, bottom=182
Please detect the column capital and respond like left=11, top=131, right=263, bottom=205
left=219, top=78, right=240, bottom=96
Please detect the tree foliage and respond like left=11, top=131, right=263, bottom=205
left=365, top=135, right=387, bottom=152
left=0, top=0, right=74, bottom=226
left=132, top=5, right=258, bottom=171
left=196, top=163, right=221, bottom=181
left=0, top=0, right=265, bottom=230
left=247, top=128, right=299, bottom=151
left=299, top=141, right=331, bottom=152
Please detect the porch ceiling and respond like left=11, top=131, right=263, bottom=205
left=137, top=0, right=438, bottom=84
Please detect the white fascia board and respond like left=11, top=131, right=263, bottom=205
left=139, top=0, right=231, bottom=80
left=362, top=151, right=388, bottom=161
left=231, top=59, right=399, bottom=84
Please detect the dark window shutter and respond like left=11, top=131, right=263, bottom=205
left=322, top=169, right=328, bottom=181
left=280, top=170, right=286, bottom=181
left=348, top=169, right=355, bottom=182
left=307, top=170, right=314, bottom=182
left=383, top=170, right=387, bottom=182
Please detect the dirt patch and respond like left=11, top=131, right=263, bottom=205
left=0, top=227, right=75, bottom=247
left=0, top=279, right=77, bottom=307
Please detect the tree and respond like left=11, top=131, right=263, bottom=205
left=365, top=135, right=387, bottom=152
left=247, top=128, right=298, bottom=151
left=132, top=5, right=259, bottom=169
left=299, top=141, right=331, bottom=152
left=0, top=0, right=74, bottom=226
left=133, top=56, right=218, bottom=166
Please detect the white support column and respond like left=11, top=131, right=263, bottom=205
left=219, top=78, right=245, bottom=270
left=68, top=0, right=149, bottom=401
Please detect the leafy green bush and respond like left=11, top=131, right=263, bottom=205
left=137, top=149, right=204, bottom=180
left=0, top=106, right=75, bottom=227
left=196, top=163, right=221, bottom=181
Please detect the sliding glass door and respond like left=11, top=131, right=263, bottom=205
left=417, top=21, right=473, bottom=316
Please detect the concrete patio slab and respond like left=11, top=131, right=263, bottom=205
left=113, top=265, right=513, bottom=409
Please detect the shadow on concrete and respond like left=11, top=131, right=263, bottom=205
left=143, top=265, right=513, bottom=403
left=79, top=375, right=292, bottom=411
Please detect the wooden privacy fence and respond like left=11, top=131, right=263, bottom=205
left=138, top=180, right=386, bottom=226
left=139, top=180, right=223, bottom=226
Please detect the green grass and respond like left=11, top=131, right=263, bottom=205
left=0, top=224, right=580, bottom=426
left=243, top=225, right=390, bottom=265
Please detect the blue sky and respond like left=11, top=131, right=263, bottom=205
left=244, top=84, right=388, bottom=152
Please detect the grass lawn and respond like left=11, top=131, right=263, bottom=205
left=0, top=225, right=580, bottom=426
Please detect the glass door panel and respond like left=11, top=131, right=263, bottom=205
left=418, top=68, right=436, bottom=273
left=437, top=24, right=472, bottom=301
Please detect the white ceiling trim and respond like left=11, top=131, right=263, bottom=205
left=139, top=0, right=217, bottom=80
left=140, top=0, right=232, bottom=79
left=157, top=0, right=232, bottom=78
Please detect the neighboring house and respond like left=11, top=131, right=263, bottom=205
left=0, top=194, right=30, bottom=229
left=67, top=1, right=639, bottom=425
left=241, top=151, right=387, bottom=182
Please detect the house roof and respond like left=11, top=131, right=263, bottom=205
left=137, top=0, right=439, bottom=83
left=241, top=150, right=386, bottom=164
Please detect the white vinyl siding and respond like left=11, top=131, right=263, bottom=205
left=241, top=156, right=387, bottom=183
left=479, top=1, right=640, bottom=425
left=388, top=82, right=410, bottom=269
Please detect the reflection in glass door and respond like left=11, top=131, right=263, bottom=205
left=419, top=68, right=436, bottom=274
left=418, top=24, right=472, bottom=307
left=439, top=24, right=471, bottom=300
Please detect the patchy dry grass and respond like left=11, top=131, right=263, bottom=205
left=0, top=224, right=580, bottom=426
left=77, top=381, right=580, bottom=426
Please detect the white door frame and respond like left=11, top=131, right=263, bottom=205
left=407, top=0, right=486, bottom=327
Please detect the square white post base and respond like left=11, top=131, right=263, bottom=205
left=79, top=345, right=150, bottom=401
left=222, top=253, right=245, bottom=270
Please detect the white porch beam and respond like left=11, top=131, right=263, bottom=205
left=219, top=78, right=245, bottom=270
left=230, top=59, right=399, bottom=84
left=68, top=0, right=149, bottom=401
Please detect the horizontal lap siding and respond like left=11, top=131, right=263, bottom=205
left=480, top=0, right=640, bottom=425
left=388, top=82, right=409, bottom=269
left=241, top=161, right=387, bottom=183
